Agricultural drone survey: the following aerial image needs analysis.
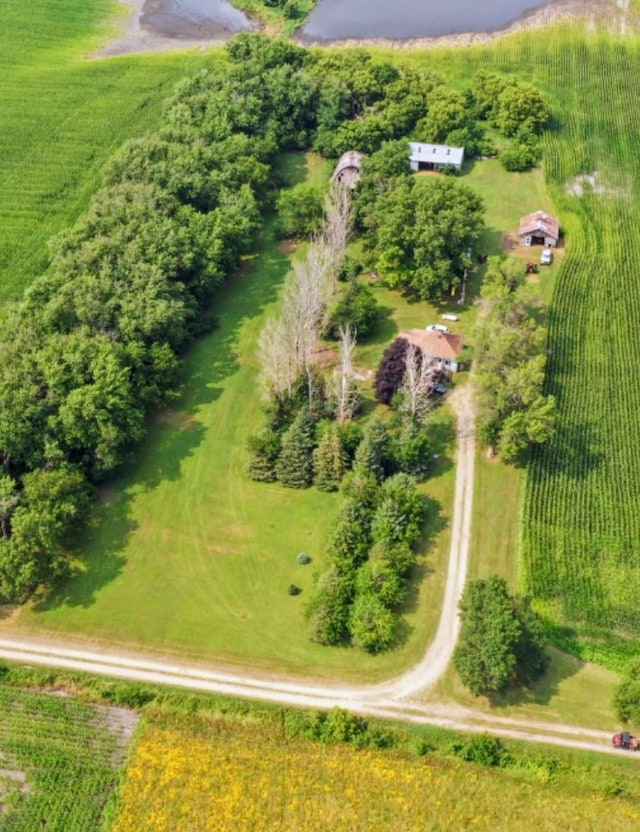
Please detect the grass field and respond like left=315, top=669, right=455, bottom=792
left=8, top=173, right=457, bottom=679
left=110, top=708, right=640, bottom=831
left=0, top=685, right=133, bottom=830
left=0, top=0, right=208, bottom=298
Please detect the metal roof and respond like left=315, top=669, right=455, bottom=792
left=518, top=211, right=560, bottom=241
left=409, top=142, right=465, bottom=167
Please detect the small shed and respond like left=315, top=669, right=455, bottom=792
left=409, top=142, right=465, bottom=173
left=518, top=211, right=560, bottom=247
left=399, top=329, right=464, bottom=373
left=331, top=150, right=364, bottom=189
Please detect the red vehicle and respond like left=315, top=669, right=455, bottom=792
left=613, top=732, right=639, bottom=751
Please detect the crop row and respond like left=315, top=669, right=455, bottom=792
left=518, top=34, right=640, bottom=666
left=0, top=685, right=133, bottom=830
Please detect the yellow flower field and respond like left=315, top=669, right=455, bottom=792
left=110, top=713, right=639, bottom=831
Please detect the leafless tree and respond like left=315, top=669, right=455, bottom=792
left=322, top=182, right=353, bottom=276
left=398, top=344, right=434, bottom=424
left=257, top=183, right=354, bottom=405
left=330, top=325, right=360, bottom=423
left=257, top=315, right=297, bottom=400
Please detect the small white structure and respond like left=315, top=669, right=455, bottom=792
left=409, top=142, right=465, bottom=173
left=519, top=210, right=560, bottom=247
left=331, top=150, right=364, bottom=189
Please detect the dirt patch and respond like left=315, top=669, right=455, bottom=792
left=311, top=345, right=339, bottom=368
left=98, top=0, right=242, bottom=57
left=279, top=240, right=298, bottom=256
left=155, top=408, right=198, bottom=431
left=0, top=765, right=31, bottom=814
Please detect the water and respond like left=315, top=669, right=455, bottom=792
left=141, top=0, right=254, bottom=39
left=300, top=0, right=556, bottom=40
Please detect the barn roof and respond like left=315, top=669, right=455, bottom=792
left=409, top=142, right=465, bottom=167
left=331, top=150, right=364, bottom=182
left=399, top=329, right=464, bottom=361
left=518, top=210, right=560, bottom=240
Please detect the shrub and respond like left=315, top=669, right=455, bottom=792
left=348, top=592, right=396, bottom=653
left=499, top=139, right=539, bottom=172
left=450, top=735, right=510, bottom=767
left=288, top=584, right=301, bottom=596
left=276, top=182, right=325, bottom=238
left=326, top=281, right=378, bottom=340
left=296, top=552, right=311, bottom=565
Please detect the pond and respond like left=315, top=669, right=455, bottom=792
left=141, top=0, right=253, bottom=39
left=300, top=0, right=558, bottom=40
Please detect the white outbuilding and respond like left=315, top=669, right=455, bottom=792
left=409, top=142, right=465, bottom=173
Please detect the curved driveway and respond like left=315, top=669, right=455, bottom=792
left=0, top=385, right=627, bottom=757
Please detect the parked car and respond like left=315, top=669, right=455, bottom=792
left=441, top=314, right=459, bottom=322
left=426, top=324, right=450, bottom=333
left=540, top=248, right=553, bottom=265
left=613, top=732, right=639, bottom=751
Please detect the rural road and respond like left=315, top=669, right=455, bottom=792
left=0, top=385, right=627, bottom=757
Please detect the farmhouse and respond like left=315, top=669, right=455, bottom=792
left=331, top=150, right=364, bottom=188
left=409, top=142, right=465, bottom=173
left=518, top=210, right=560, bottom=247
left=399, top=328, right=464, bottom=373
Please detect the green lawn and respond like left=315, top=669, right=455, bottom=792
left=0, top=0, right=209, bottom=298
left=8, top=155, right=457, bottom=680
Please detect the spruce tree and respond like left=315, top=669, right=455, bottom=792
left=275, top=411, right=315, bottom=488
left=313, top=424, right=348, bottom=492
left=353, top=416, right=391, bottom=481
left=245, top=426, right=281, bottom=482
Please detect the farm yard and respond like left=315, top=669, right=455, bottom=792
left=0, top=684, right=134, bottom=830
left=0, top=0, right=637, bottom=767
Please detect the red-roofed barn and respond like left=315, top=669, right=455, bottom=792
left=519, top=211, right=560, bottom=247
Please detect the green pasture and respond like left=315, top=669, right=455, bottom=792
left=11, top=157, right=456, bottom=679
left=0, top=0, right=209, bottom=298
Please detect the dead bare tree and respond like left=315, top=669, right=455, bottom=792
left=331, top=325, right=360, bottom=423
left=322, top=181, right=353, bottom=277
left=398, top=344, right=434, bottom=424
left=257, top=182, right=354, bottom=407
left=258, top=315, right=297, bottom=401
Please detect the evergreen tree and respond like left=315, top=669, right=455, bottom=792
left=245, top=426, right=282, bottom=482
left=453, top=575, right=548, bottom=697
left=326, top=498, right=373, bottom=572
left=306, top=566, right=353, bottom=645
left=348, top=592, right=396, bottom=653
left=275, top=411, right=315, bottom=489
left=353, top=416, right=391, bottom=481
left=313, top=424, right=348, bottom=492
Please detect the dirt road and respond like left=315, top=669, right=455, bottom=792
left=0, top=384, right=629, bottom=758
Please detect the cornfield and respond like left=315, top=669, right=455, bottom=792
left=0, top=685, right=135, bottom=830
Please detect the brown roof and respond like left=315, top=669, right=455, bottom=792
left=399, top=329, right=464, bottom=361
left=518, top=210, right=560, bottom=240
